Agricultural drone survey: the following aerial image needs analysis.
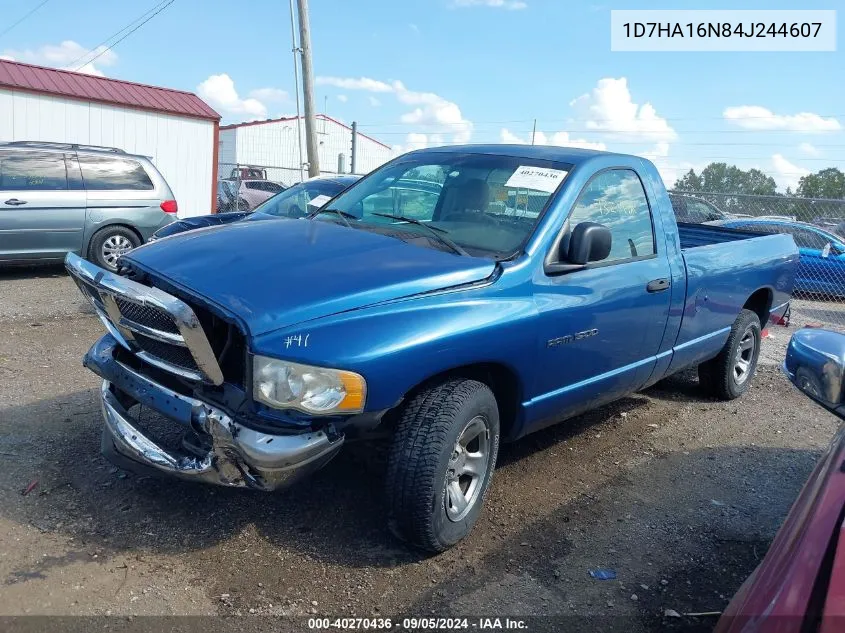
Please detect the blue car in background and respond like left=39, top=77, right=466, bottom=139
left=717, top=218, right=845, bottom=298
left=149, top=175, right=361, bottom=241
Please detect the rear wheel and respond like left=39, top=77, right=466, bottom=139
left=88, top=226, right=140, bottom=272
left=386, top=379, right=499, bottom=553
left=698, top=309, right=761, bottom=400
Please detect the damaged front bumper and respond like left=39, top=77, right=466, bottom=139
left=85, top=335, right=344, bottom=491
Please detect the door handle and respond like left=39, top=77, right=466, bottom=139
left=647, top=278, right=670, bottom=293
left=4, top=199, right=27, bottom=206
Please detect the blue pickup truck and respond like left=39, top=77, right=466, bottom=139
left=66, top=145, right=798, bottom=552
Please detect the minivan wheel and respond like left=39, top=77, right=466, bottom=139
left=88, top=226, right=140, bottom=271
left=386, top=379, right=500, bottom=553
left=698, top=308, right=762, bottom=400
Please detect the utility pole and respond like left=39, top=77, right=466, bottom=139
left=350, top=121, right=358, bottom=175
left=287, top=0, right=305, bottom=182
left=296, top=0, right=320, bottom=177
left=531, top=119, right=537, bottom=145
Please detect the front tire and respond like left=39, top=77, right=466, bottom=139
left=698, top=309, right=762, bottom=400
left=386, top=379, right=500, bottom=553
left=88, top=226, right=140, bottom=272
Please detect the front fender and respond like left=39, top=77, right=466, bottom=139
left=251, top=290, right=539, bottom=413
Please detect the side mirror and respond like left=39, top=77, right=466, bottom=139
left=567, top=222, right=612, bottom=265
left=784, top=328, right=845, bottom=417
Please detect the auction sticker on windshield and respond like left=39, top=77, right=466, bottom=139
left=505, top=166, right=569, bottom=193
left=308, top=194, right=332, bottom=208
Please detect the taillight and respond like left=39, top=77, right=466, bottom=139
left=160, top=200, right=178, bottom=214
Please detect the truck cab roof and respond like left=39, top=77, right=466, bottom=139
left=405, top=144, right=632, bottom=166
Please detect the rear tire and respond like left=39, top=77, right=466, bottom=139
left=386, top=379, right=500, bottom=553
left=698, top=309, right=761, bottom=400
left=88, top=226, right=140, bottom=272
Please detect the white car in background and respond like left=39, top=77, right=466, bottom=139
left=222, top=178, right=286, bottom=211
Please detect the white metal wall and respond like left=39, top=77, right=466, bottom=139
left=220, top=116, right=392, bottom=185
left=0, top=88, right=216, bottom=217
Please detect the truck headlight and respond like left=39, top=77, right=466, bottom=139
left=253, top=356, right=366, bottom=414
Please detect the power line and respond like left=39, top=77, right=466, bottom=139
left=70, top=0, right=175, bottom=71
left=0, top=0, right=52, bottom=39
left=361, top=127, right=845, bottom=136
left=357, top=114, right=845, bottom=128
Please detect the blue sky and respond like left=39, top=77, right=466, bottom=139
left=1, top=0, right=842, bottom=190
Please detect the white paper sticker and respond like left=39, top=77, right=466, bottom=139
left=307, top=194, right=332, bottom=208
left=505, top=166, right=569, bottom=193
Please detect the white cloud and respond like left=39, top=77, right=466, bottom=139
left=316, top=75, right=473, bottom=144
left=315, top=76, right=393, bottom=92
left=249, top=87, right=288, bottom=103
left=570, top=77, right=677, bottom=143
left=1, top=40, right=117, bottom=76
left=197, top=74, right=267, bottom=120
left=799, top=142, right=820, bottom=156
left=499, top=127, right=607, bottom=151
left=771, top=154, right=810, bottom=191
left=337, top=94, right=348, bottom=103
left=368, top=96, right=381, bottom=107
left=642, top=142, right=670, bottom=160
left=410, top=23, right=420, bottom=33
left=451, top=0, right=528, bottom=9
left=724, top=106, right=841, bottom=132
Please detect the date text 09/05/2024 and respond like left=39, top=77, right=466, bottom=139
left=307, top=618, right=528, bottom=630
left=622, top=22, right=822, bottom=39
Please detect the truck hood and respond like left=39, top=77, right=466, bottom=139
left=124, top=218, right=496, bottom=335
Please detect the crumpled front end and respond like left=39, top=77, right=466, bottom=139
left=87, top=336, right=343, bottom=490
left=67, top=252, right=344, bottom=490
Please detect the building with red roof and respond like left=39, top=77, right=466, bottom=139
left=0, top=58, right=220, bottom=216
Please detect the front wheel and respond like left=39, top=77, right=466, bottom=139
left=698, top=308, right=762, bottom=400
left=386, top=379, right=500, bottom=553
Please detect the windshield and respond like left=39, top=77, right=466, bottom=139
left=311, top=152, right=572, bottom=258
left=249, top=179, right=348, bottom=219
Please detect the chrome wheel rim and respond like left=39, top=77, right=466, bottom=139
left=102, top=235, right=134, bottom=268
left=445, top=415, right=490, bottom=522
left=734, top=329, right=756, bottom=385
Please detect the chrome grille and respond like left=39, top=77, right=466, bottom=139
left=133, top=333, right=200, bottom=373
left=65, top=253, right=224, bottom=385
left=114, top=298, right=180, bottom=334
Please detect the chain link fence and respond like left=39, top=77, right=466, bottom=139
left=669, top=190, right=845, bottom=329
left=216, top=162, right=351, bottom=213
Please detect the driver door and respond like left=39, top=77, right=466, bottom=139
left=527, top=169, right=672, bottom=430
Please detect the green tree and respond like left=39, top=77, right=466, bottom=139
left=796, top=168, right=845, bottom=199
left=672, top=162, right=777, bottom=195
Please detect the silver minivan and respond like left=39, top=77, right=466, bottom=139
left=0, top=141, right=177, bottom=271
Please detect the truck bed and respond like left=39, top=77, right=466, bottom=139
left=664, top=223, right=798, bottom=376
left=677, top=222, right=765, bottom=249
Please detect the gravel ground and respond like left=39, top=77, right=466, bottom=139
left=0, top=265, right=840, bottom=633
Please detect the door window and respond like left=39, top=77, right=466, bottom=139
left=791, top=228, right=829, bottom=250
left=0, top=152, right=68, bottom=190
left=246, top=181, right=284, bottom=193
left=567, top=169, right=656, bottom=262
left=687, top=200, right=722, bottom=222
left=77, top=156, right=154, bottom=190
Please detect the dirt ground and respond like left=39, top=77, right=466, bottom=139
left=0, top=264, right=840, bottom=633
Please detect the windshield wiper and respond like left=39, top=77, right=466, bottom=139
left=310, top=208, right=358, bottom=228
left=371, top=213, right=470, bottom=257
